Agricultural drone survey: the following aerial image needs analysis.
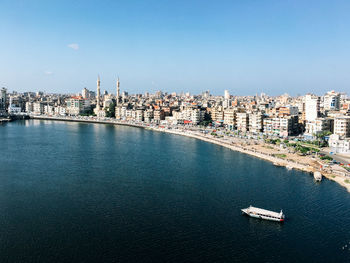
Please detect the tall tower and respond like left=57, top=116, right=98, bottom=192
left=96, top=75, right=101, bottom=110
left=8, top=96, right=13, bottom=112
left=224, top=90, right=230, bottom=100
left=305, top=94, right=320, bottom=122
left=116, top=77, right=120, bottom=106
left=0, top=87, right=6, bottom=111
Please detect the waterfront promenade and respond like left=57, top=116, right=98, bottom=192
left=31, top=115, right=350, bottom=192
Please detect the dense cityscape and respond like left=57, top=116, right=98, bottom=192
left=3, top=1, right=350, bottom=261
left=1, top=77, right=350, bottom=156
left=2, top=76, right=350, bottom=189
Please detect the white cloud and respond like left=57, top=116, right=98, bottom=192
left=67, top=43, right=79, bottom=50
left=44, top=71, right=53, bottom=75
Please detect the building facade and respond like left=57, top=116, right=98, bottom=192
left=334, top=116, right=350, bottom=138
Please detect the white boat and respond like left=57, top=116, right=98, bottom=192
left=241, top=206, right=285, bottom=222
left=286, top=165, right=293, bottom=170
left=314, top=171, right=322, bottom=182
left=273, top=162, right=283, bottom=167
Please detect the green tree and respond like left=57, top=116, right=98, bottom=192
left=314, top=131, right=332, bottom=147
left=105, top=102, right=116, bottom=117
left=199, top=120, right=212, bottom=127
left=80, top=106, right=95, bottom=116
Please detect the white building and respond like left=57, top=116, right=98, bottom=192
left=115, top=106, right=131, bottom=120
left=44, top=105, right=55, bottom=115
left=222, top=99, right=232, bottom=109
left=223, top=108, right=236, bottom=129
left=328, top=134, right=350, bottom=154
left=176, top=107, right=204, bottom=124
left=173, top=110, right=185, bottom=124
left=144, top=109, right=154, bottom=122
left=0, top=87, right=7, bottom=112
left=210, top=107, right=224, bottom=122
left=224, top=90, right=230, bottom=100
left=136, top=109, right=144, bottom=122
left=33, top=102, right=44, bottom=115
left=236, top=112, right=249, bottom=132
left=8, top=105, right=21, bottom=114
left=324, top=90, right=340, bottom=111
left=263, top=118, right=272, bottom=135
left=124, top=109, right=132, bottom=120
left=115, top=106, right=123, bottom=119
left=66, top=96, right=90, bottom=116
left=304, top=118, right=332, bottom=137
left=249, top=112, right=264, bottom=134
left=264, top=116, right=298, bottom=137
left=82, top=88, right=89, bottom=99
left=25, top=102, right=33, bottom=113
left=6, top=97, right=21, bottom=114
left=95, top=109, right=106, bottom=118
left=165, top=116, right=182, bottom=125
left=54, top=106, right=67, bottom=116
left=305, top=94, right=320, bottom=122
left=279, top=116, right=298, bottom=137
left=190, top=109, right=204, bottom=124
left=334, top=116, right=350, bottom=138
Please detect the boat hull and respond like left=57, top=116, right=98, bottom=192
left=241, top=208, right=284, bottom=222
left=313, top=172, right=322, bottom=181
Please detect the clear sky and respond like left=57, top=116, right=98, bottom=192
left=1, top=0, right=349, bottom=96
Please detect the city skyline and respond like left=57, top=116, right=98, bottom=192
left=2, top=81, right=348, bottom=98
left=2, top=2, right=350, bottom=262
left=2, top=74, right=349, bottom=97
left=1, top=0, right=350, bottom=95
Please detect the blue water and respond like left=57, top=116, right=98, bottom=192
left=1, top=120, right=350, bottom=262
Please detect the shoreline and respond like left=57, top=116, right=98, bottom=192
left=28, top=115, right=350, bottom=193
left=158, top=129, right=350, bottom=192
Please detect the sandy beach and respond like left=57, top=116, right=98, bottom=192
left=162, top=129, right=350, bottom=191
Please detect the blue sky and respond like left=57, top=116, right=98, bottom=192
left=0, top=0, right=349, bottom=95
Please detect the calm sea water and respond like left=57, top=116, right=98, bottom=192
left=1, top=120, right=350, bottom=262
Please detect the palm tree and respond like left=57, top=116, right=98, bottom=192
left=320, top=131, right=332, bottom=146
left=314, top=131, right=332, bottom=147
left=313, top=133, right=321, bottom=147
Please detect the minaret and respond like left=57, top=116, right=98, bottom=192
left=116, top=77, right=120, bottom=106
left=96, top=75, right=101, bottom=110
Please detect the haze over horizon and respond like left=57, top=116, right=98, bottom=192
left=1, top=0, right=349, bottom=96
